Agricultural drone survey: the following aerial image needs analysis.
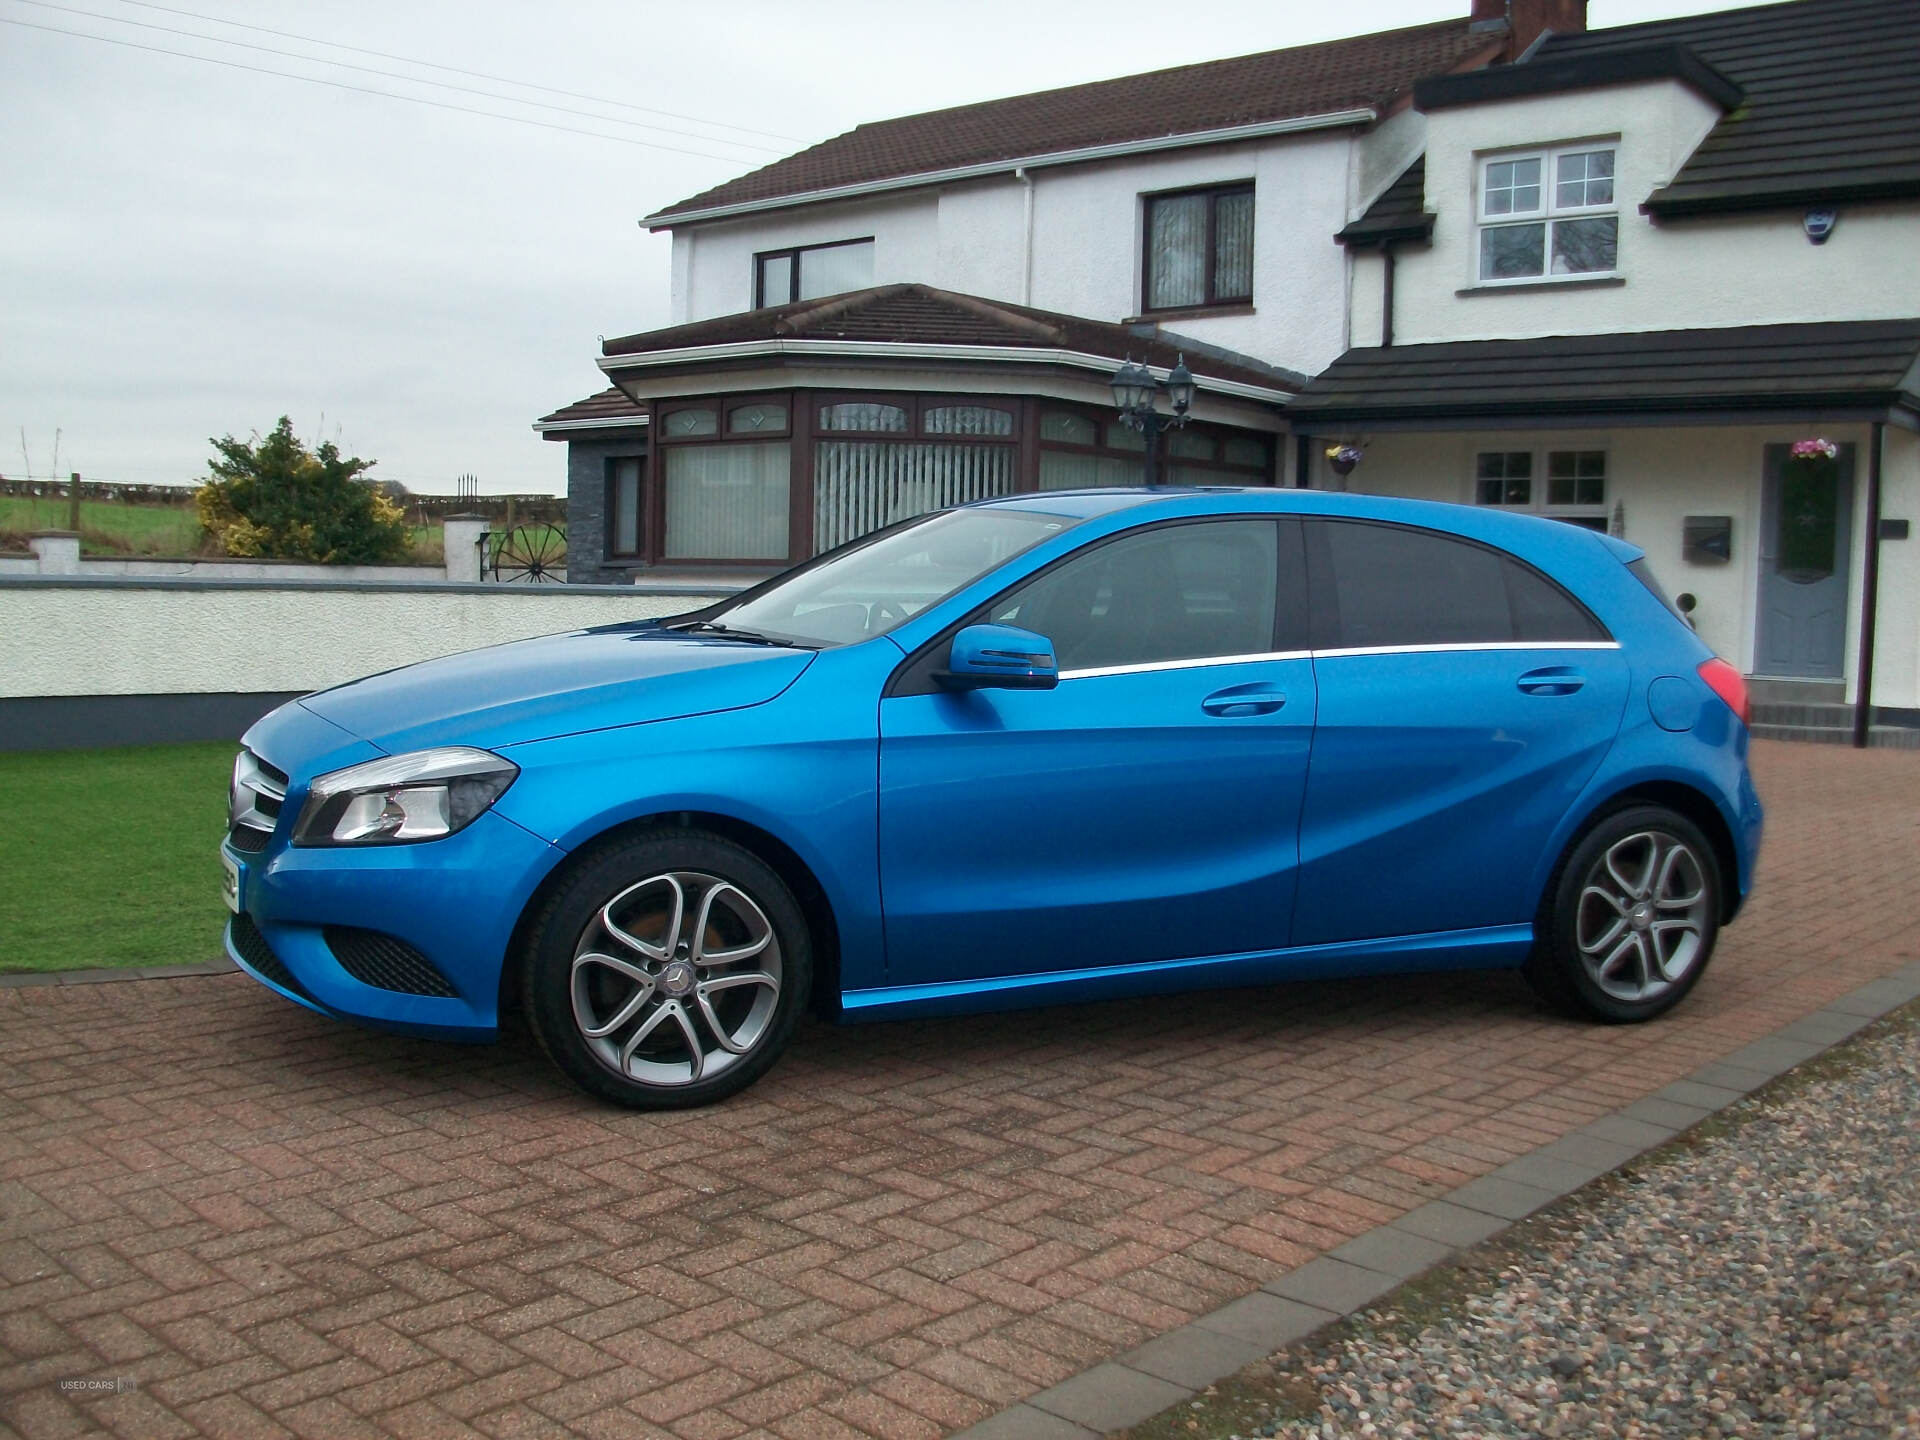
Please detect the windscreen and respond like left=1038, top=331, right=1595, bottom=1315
left=709, top=508, right=1078, bottom=648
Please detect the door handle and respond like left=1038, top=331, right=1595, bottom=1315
left=1517, top=666, right=1586, bottom=696
left=1202, top=683, right=1287, bottom=717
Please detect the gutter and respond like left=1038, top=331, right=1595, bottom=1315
left=642, top=109, right=1378, bottom=231
left=531, top=414, right=651, bottom=435
left=596, top=339, right=1297, bottom=406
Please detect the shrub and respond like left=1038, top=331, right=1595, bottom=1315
left=195, top=417, right=411, bottom=564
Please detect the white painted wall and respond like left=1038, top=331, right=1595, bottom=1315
left=0, top=586, right=724, bottom=699
left=674, top=193, right=942, bottom=323
left=1388, top=80, right=1920, bottom=343
left=1338, top=421, right=1920, bottom=711
left=668, top=129, right=1361, bottom=376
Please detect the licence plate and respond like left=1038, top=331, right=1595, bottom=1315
left=221, top=850, right=243, bottom=914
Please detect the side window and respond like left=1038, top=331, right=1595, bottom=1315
left=1308, top=520, right=1605, bottom=648
left=987, top=520, right=1284, bottom=673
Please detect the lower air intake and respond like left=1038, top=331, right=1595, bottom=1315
left=229, top=913, right=314, bottom=1001
left=324, top=927, right=460, bottom=998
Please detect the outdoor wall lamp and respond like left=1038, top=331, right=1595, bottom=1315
left=1110, top=356, right=1195, bottom=487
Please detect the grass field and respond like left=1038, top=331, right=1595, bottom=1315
left=0, top=493, right=208, bottom=556
left=0, top=494, right=448, bottom=563
left=0, top=742, right=234, bottom=972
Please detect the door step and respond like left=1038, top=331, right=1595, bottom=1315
left=1745, top=678, right=1846, bottom=705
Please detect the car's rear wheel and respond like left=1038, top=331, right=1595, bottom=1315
left=523, top=830, right=811, bottom=1108
left=1526, top=804, right=1721, bottom=1023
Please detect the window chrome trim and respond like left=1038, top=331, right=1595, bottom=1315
left=1060, top=650, right=1311, bottom=680
left=1058, top=639, right=1619, bottom=679
left=1311, top=640, right=1621, bottom=659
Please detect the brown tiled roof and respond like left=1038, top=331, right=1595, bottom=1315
left=647, top=20, right=1496, bottom=224
left=1535, top=0, right=1920, bottom=216
left=533, top=387, right=647, bottom=433
left=1337, top=156, right=1433, bottom=246
left=1288, top=319, right=1920, bottom=425
left=599, top=284, right=1307, bottom=393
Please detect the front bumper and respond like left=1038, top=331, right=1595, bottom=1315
left=222, top=806, right=559, bottom=1040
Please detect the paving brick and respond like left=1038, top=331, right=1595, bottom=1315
left=0, top=741, right=1913, bottom=1440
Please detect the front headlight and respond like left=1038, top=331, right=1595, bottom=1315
left=292, top=747, right=519, bottom=847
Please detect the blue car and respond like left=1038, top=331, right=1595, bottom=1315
left=223, top=489, right=1762, bottom=1108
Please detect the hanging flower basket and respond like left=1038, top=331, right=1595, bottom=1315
left=1789, top=437, right=1838, bottom=461
left=1325, top=444, right=1365, bottom=477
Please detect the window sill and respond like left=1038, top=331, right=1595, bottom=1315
left=1456, top=275, right=1626, bottom=296
left=1126, top=303, right=1256, bottom=323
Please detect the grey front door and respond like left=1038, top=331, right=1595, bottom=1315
left=1757, top=443, right=1854, bottom=678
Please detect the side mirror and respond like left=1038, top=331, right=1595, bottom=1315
left=936, top=624, right=1059, bottom=692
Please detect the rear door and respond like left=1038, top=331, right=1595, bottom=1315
left=1292, top=518, right=1630, bottom=946
left=878, top=517, right=1316, bottom=986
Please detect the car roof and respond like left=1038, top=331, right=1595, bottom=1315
left=971, top=486, right=1645, bottom=566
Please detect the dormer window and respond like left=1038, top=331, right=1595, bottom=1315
left=755, top=238, right=874, bottom=308
left=1477, top=145, right=1617, bottom=283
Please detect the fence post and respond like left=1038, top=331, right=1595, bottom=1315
left=69, top=473, right=81, bottom=533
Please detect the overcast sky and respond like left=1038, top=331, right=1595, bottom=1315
left=2, top=0, right=1756, bottom=497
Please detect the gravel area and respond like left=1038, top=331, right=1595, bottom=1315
left=1179, top=1008, right=1920, bottom=1440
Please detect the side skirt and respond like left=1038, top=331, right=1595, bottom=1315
left=839, top=924, right=1535, bottom=1023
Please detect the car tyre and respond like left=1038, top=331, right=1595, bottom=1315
left=523, top=829, right=812, bottom=1108
left=1525, top=804, right=1721, bottom=1023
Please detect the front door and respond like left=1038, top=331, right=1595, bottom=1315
left=1756, top=442, right=1854, bottom=678
left=878, top=518, right=1315, bottom=986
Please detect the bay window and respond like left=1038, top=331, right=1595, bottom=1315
left=1143, top=184, right=1254, bottom=312
left=659, top=401, right=792, bottom=561
left=812, top=398, right=1017, bottom=553
left=1477, top=145, right=1618, bottom=283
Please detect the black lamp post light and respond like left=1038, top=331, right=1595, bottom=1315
left=1109, top=355, right=1196, bottom=487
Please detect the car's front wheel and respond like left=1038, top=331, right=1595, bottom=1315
left=523, top=830, right=811, bottom=1108
left=1526, top=804, right=1721, bottom=1023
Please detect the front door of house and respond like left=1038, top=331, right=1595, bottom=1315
left=1756, top=442, right=1854, bottom=678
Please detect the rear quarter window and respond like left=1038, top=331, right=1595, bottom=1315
left=1308, top=519, right=1607, bottom=648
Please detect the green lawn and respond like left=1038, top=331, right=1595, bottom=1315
left=0, top=742, right=234, bottom=972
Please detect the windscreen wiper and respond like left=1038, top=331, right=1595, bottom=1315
left=667, top=620, right=814, bottom=649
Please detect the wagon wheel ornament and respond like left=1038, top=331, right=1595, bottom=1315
left=490, top=523, right=567, bottom=583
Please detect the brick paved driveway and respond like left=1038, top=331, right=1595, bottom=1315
left=4, top=741, right=1917, bottom=1440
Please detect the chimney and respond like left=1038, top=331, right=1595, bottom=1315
left=1470, top=0, right=1588, bottom=61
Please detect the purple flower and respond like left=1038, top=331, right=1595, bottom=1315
left=1790, top=438, right=1838, bottom=460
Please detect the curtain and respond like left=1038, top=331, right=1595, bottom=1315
left=612, top=458, right=641, bottom=555
left=1038, top=451, right=1141, bottom=490
left=797, top=241, right=875, bottom=300
left=1213, top=190, right=1254, bottom=301
left=813, top=441, right=1015, bottom=553
left=663, top=442, right=790, bottom=560
left=1147, top=194, right=1207, bottom=308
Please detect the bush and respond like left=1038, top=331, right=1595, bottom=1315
left=195, top=417, right=411, bottom=564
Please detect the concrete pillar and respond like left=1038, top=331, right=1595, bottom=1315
left=443, top=514, right=490, bottom=583
left=29, top=532, right=81, bottom=574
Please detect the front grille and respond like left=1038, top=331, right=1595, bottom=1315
left=229, top=913, right=314, bottom=1001
left=230, top=749, right=289, bottom=851
left=325, top=927, right=460, bottom=998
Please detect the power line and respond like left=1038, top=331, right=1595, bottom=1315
left=12, top=0, right=787, bottom=155
left=101, top=0, right=805, bottom=145
left=1, top=15, right=773, bottom=162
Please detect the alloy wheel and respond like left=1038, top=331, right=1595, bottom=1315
left=1574, top=830, right=1711, bottom=1003
left=569, top=871, right=783, bottom=1087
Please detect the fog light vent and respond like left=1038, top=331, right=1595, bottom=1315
left=229, top=913, right=313, bottom=1001
left=324, top=927, right=459, bottom=998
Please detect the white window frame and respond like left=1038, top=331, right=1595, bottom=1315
left=1474, top=142, right=1619, bottom=286
left=1473, top=447, right=1610, bottom=530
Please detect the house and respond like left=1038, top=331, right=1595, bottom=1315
left=537, top=0, right=1920, bottom=741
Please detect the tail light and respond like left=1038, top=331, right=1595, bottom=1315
left=1698, top=658, right=1750, bottom=726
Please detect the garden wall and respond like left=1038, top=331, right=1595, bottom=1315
left=0, top=576, right=737, bottom=751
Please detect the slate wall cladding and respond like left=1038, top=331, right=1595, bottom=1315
left=564, top=431, right=648, bottom=585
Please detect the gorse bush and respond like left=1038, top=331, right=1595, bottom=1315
left=196, top=417, right=411, bottom=564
